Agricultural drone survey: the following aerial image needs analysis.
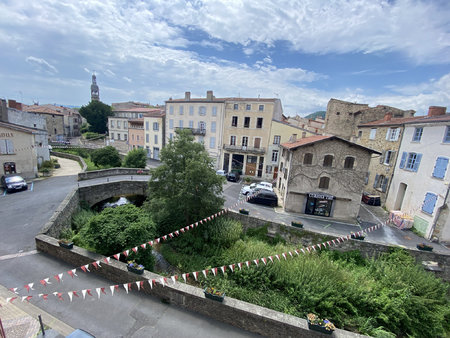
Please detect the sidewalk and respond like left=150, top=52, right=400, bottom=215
left=0, top=285, right=73, bottom=337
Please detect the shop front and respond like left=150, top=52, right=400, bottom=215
left=305, top=192, right=335, bottom=217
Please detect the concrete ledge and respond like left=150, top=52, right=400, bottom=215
left=78, top=168, right=150, bottom=181
left=35, top=234, right=366, bottom=337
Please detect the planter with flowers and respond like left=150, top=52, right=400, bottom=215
left=307, top=313, right=336, bottom=334
left=204, top=287, right=225, bottom=302
left=239, top=208, right=249, bottom=215
left=417, top=243, right=433, bottom=252
left=351, top=233, right=365, bottom=240
left=58, top=239, right=74, bottom=249
left=127, top=260, right=145, bottom=275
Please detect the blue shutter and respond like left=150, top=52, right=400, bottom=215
left=381, top=177, right=389, bottom=193
left=422, top=193, right=438, bottom=214
left=373, top=174, right=379, bottom=188
left=412, top=153, right=422, bottom=172
left=399, top=152, right=407, bottom=169
left=432, top=157, right=449, bottom=179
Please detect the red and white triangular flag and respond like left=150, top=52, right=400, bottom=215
left=96, top=288, right=101, bottom=299
left=81, top=264, right=90, bottom=273
left=113, top=253, right=121, bottom=260
left=261, top=257, right=267, bottom=265
left=202, top=269, right=208, bottom=278
left=212, top=268, right=217, bottom=276
left=282, top=253, right=287, bottom=260
left=123, top=249, right=129, bottom=257
left=110, top=285, right=115, bottom=296
left=253, top=259, right=259, bottom=266
left=228, top=264, right=235, bottom=272
left=132, top=247, right=138, bottom=253
left=140, top=243, right=147, bottom=249
left=237, top=262, right=242, bottom=270
left=220, top=266, right=226, bottom=274
left=193, top=271, right=198, bottom=281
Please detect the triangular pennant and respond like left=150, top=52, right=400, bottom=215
left=110, top=285, right=115, bottom=296
left=175, top=230, right=179, bottom=236
left=73, top=291, right=79, bottom=298
left=246, top=261, right=250, bottom=268
left=261, top=257, right=267, bottom=265
left=282, top=253, right=287, bottom=260
left=202, top=269, right=208, bottom=278
left=301, top=248, right=305, bottom=254
left=96, top=288, right=101, bottom=299
left=9, top=288, right=18, bottom=294
left=318, top=243, right=322, bottom=249
left=148, top=280, right=153, bottom=289
left=82, top=290, right=87, bottom=299
left=212, top=268, right=217, bottom=276
left=123, top=283, right=129, bottom=294
left=92, top=262, right=99, bottom=270
left=182, top=273, right=187, bottom=283
left=40, top=279, right=47, bottom=286
left=68, top=291, right=73, bottom=302
left=57, top=292, right=63, bottom=301
left=306, top=247, right=311, bottom=253
left=169, top=233, right=173, bottom=238
left=6, top=297, right=17, bottom=303
left=68, top=269, right=77, bottom=278
left=275, top=254, right=280, bottom=261
left=24, top=283, right=34, bottom=292
left=294, top=250, right=300, bottom=255
left=113, top=253, right=121, bottom=260
left=237, top=262, right=242, bottom=270
left=159, top=278, right=166, bottom=287
left=253, top=259, right=259, bottom=266
left=148, top=240, right=153, bottom=246
left=193, top=271, right=198, bottom=281
left=104, top=257, right=111, bottom=264
left=39, top=294, right=49, bottom=300
left=220, top=266, right=226, bottom=274
left=140, top=243, right=147, bottom=249
left=228, top=264, right=235, bottom=272
left=180, top=228, right=185, bottom=233
left=87, top=289, right=93, bottom=297
left=156, top=238, right=160, bottom=243
left=268, top=256, right=273, bottom=263
left=132, top=247, right=138, bottom=253
left=171, top=276, right=176, bottom=284
left=123, top=250, right=129, bottom=257
left=54, top=274, right=61, bottom=282
left=135, top=281, right=141, bottom=291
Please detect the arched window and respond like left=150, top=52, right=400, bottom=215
left=323, top=155, right=333, bottom=167
left=303, top=153, right=313, bottom=165
left=344, top=156, right=355, bottom=169
left=319, top=177, right=330, bottom=189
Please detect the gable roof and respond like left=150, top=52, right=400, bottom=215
left=281, top=135, right=381, bottom=154
left=0, top=121, right=45, bottom=134
left=404, top=113, right=450, bottom=124
left=358, top=116, right=423, bottom=127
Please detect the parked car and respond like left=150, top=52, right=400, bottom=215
left=248, top=190, right=278, bottom=207
left=242, top=183, right=273, bottom=195
left=1, top=175, right=28, bottom=193
left=226, top=172, right=240, bottom=182
left=258, top=181, right=273, bottom=190
left=216, top=169, right=227, bottom=177
left=241, top=183, right=257, bottom=195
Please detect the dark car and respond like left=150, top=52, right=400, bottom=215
left=248, top=190, right=278, bottom=207
left=1, top=175, right=28, bottom=193
left=226, top=172, right=240, bottom=182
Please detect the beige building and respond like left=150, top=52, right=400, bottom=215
left=128, top=118, right=144, bottom=150
left=277, top=135, right=380, bottom=221
left=143, top=110, right=165, bottom=160
left=165, top=91, right=225, bottom=166
left=221, top=98, right=283, bottom=178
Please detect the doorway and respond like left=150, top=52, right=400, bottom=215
left=394, top=183, right=407, bottom=210
left=245, top=155, right=257, bottom=176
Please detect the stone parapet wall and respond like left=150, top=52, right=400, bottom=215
left=51, top=151, right=87, bottom=171
left=35, top=234, right=365, bottom=338
left=78, top=168, right=149, bottom=181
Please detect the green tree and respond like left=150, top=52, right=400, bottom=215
left=91, top=146, right=121, bottom=167
left=79, top=100, right=113, bottom=134
left=146, top=129, right=225, bottom=234
left=123, top=148, right=147, bottom=168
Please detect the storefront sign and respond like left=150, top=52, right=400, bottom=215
left=0, top=132, right=14, bottom=138
left=308, top=192, right=334, bottom=200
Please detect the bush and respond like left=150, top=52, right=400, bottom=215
left=123, top=148, right=147, bottom=168
left=83, top=132, right=104, bottom=140
left=205, top=217, right=242, bottom=249
left=40, top=160, right=54, bottom=170
left=90, top=146, right=121, bottom=168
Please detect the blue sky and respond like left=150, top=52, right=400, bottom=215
left=0, top=0, right=449, bottom=116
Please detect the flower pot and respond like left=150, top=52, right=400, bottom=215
left=58, top=241, right=73, bottom=249
left=127, top=265, right=144, bottom=274
left=291, top=221, right=303, bottom=228
left=204, top=288, right=225, bottom=302
left=307, top=321, right=333, bottom=335
left=239, top=209, right=249, bottom=215
left=351, top=234, right=365, bottom=240
left=417, top=244, right=433, bottom=252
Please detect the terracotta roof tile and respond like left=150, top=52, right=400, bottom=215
left=405, top=114, right=450, bottom=124
left=281, top=135, right=333, bottom=149
left=358, top=116, right=423, bottom=127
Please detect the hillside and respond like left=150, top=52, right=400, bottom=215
left=304, top=110, right=326, bottom=120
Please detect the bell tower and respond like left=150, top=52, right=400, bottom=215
left=91, top=73, right=99, bottom=101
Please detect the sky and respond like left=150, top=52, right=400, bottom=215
left=0, top=0, right=449, bottom=117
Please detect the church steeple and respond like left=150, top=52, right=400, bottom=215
left=91, top=73, right=99, bottom=101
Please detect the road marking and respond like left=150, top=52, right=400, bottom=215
left=2, top=190, right=6, bottom=196
left=0, top=250, right=38, bottom=261
left=30, top=182, right=34, bottom=191
left=323, top=223, right=331, bottom=229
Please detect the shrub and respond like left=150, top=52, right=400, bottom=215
left=90, top=146, right=121, bottom=168
left=205, top=217, right=243, bottom=249
left=83, top=131, right=104, bottom=140
left=123, top=148, right=147, bottom=168
left=40, top=160, right=54, bottom=170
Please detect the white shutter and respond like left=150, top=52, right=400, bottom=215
left=0, top=140, right=6, bottom=154
left=6, top=140, right=14, bottom=153
left=386, top=128, right=390, bottom=140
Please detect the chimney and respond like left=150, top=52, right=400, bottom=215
left=427, top=106, right=446, bottom=117
left=185, top=91, right=191, bottom=100
left=206, top=90, right=213, bottom=101
left=290, top=134, right=297, bottom=142
left=8, top=99, right=22, bottom=111
left=383, top=113, right=392, bottom=121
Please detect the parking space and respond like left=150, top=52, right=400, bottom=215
left=1, top=181, right=33, bottom=196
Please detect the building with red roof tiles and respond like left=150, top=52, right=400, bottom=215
left=277, top=134, right=380, bottom=221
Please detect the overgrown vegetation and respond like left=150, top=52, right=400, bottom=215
left=123, top=148, right=147, bottom=168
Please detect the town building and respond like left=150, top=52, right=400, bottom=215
left=143, top=110, right=165, bottom=160
left=128, top=118, right=144, bottom=150
left=385, top=107, right=450, bottom=242
left=285, top=115, right=325, bottom=134
left=277, top=135, right=380, bottom=221
left=165, top=91, right=225, bottom=167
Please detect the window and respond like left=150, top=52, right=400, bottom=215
left=422, top=192, right=438, bottom=214
left=230, top=136, right=236, bottom=145
left=124, top=134, right=128, bottom=141
left=412, top=127, right=423, bottom=142
left=146, top=134, right=149, bottom=143
left=233, top=103, right=238, bottom=110
left=211, top=121, right=216, bottom=133
left=199, top=136, right=204, bottom=143
left=199, top=106, right=206, bottom=115
left=302, top=132, right=307, bottom=138
left=303, top=153, right=313, bottom=165
left=242, top=136, right=248, bottom=147
left=132, top=134, right=135, bottom=141
left=118, top=134, right=121, bottom=140
left=256, top=118, right=263, bottom=128
left=386, top=128, right=400, bottom=141
left=246, top=104, right=251, bottom=110
left=232, top=116, right=238, bottom=127
left=169, top=106, right=174, bottom=115
left=259, top=105, right=264, bottom=111
left=319, top=177, right=330, bottom=189
left=179, top=120, right=184, bottom=128
left=383, top=150, right=395, bottom=165
left=179, top=106, right=184, bottom=115
left=169, top=119, right=173, bottom=129
left=153, top=122, right=159, bottom=131
left=137, top=135, right=140, bottom=141
left=111, top=120, right=114, bottom=128
left=209, top=137, right=216, bottom=149
left=110, top=132, right=114, bottom=139
left=154, top=135, right=158, bottom=144
left=0, top=139, right=14, bottom=154
left=272, top=150, right=278, bottom=162
left=212, top=106, right=217, bottom=116
left=244, top=117, right=250, bottom=128
left=273, top=135, right=281, bottom=144
left=323, top=155, right=334, bottom=167
left=189, top=120, right=194, bottom=128
left=432, top=157, right=449, bottom=179
left=444, top=126, right=450, bottom=143
left=358, top=131, right=362, bottom=138
left=199, top=121, right=206, bottom=131
left=373, top=174, right=389, bottom=192
left=399, top=151, right=422, bottom=172
left=145, top=121, right=149, bottom=131
left=189, top=106, right=194, bottom=116
left=169, top=133, right=173, bottom=140
left=117, top=121, right=121, bottom=128
left=266, top=165, right=272, bottom=174
left=336, top=111, right=340, bottom=115
left=344, top=157, right=355, bottom=169
left=124, top=121, right=128, bottom=129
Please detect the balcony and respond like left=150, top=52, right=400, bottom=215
left=175, top=127, right=206, bottom=135
left=223, top=144, right=266, bottom=154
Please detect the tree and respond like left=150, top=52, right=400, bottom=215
left=146, top=129, right=225, bottom=234
left=91, top=146, right=121, bottom=167
left=123, top=148, right=147, bottom=168
left=79, top=100, right=113, bottom=134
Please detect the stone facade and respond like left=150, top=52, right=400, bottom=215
left=277, top=135, right=378, bottom=221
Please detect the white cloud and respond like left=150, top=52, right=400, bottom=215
left=83, top=67, right=91, bottom=74
left=25, top=56, right=58, bottom=74
left=104, top=69, right=116, bottom=77
left=123, top=76, right=132, bottom=83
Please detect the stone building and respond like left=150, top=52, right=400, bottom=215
left=277, top=135, right=380, bottom=221
left=323, top=98, right=415, bottom=140
left=143, top=110, right=165, bottom=160
left=285, top=115, right=324, bottom=134
left=355, top=113, right=422, bottom=203
left=385, top=107, right=450, bottom=242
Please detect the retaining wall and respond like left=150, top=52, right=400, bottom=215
left=51, top=151, right=87, bottom=171
left=78, top=168, right=150, bottom=181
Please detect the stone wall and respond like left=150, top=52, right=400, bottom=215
left=78, top=181, right=148, bottom=207
left=51, top=151, right=87, bottom=171
left=78, top=168, right=149, bottom=181
left=35, top=234, right=364, bottom=338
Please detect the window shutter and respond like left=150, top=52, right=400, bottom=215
left=432, top=157, right=449, bottom=179
left=390, top=151, right=396, bottom=165
left=381, top=177, right=389, bottom=192
left=393, top=128, right=400, bottom=141
left=0, top=140, right=6, bottom=154
left=385, top=129, right=390, bottom=140
left=364, top=172, right=369, bottom=185
left=413, top=153, right=422, bottom=172
left=6, top=140, right=14, bottom=153
left=399, top=152, right=407, bottom=168
left=373, top=174, right=379, bottom=188
left=379, top=151, right=385, bottom=164
left=422, top=193, right=438, bottom=214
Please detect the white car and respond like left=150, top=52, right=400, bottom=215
left=216, top=170, right=227, bottom=177
left=241, top=183, right=257, bottom=195
left=241, top=182, right=273, bottom=195
left=258, top=181, right=273, bottom=190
